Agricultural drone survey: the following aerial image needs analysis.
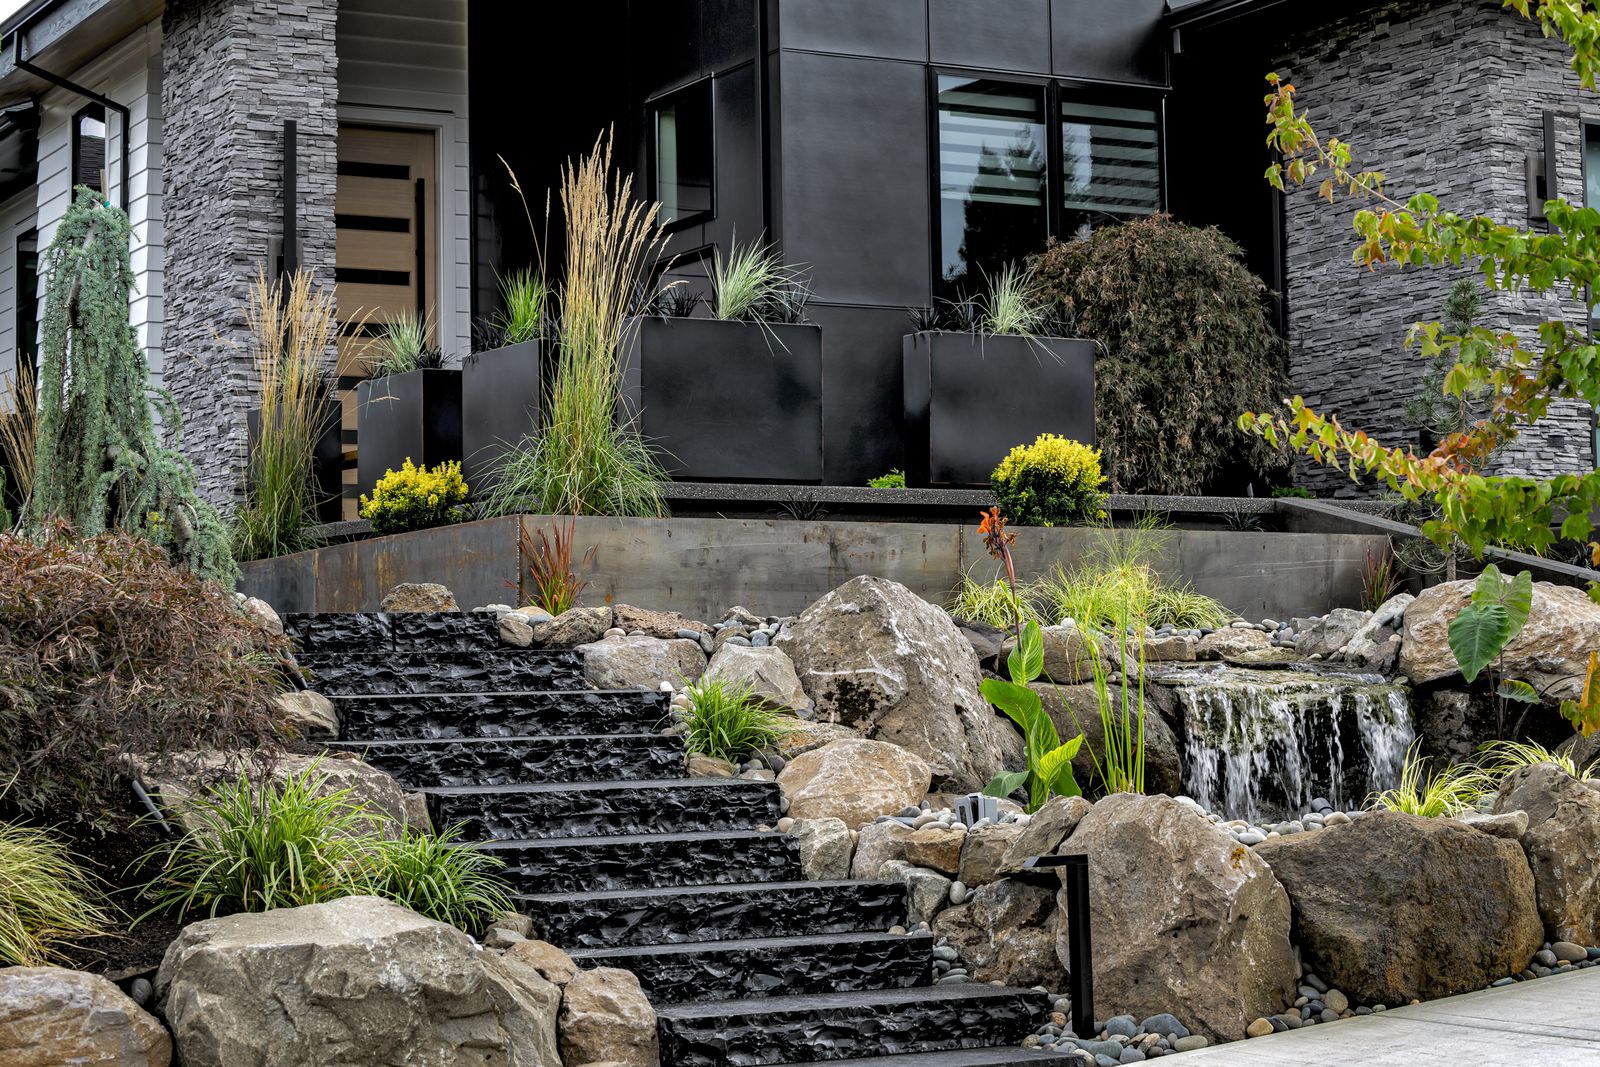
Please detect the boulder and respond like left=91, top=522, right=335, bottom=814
left=777, top=576, right=1013, bottom=791
left=999, top=623, right=1109, bottom=684
left=1495, top=762, right=1600, bottom=944
left=686, top=755, right=736, bottom=778
left=379, top=582, right=458, bottom=612
left=504, top=939, right=579, bottom=987
left=531, top=606, right=615, bottom=649
left=1294, top=608, right=1371, bottom=659
left=500, top=612, right=536, bottom=647
left=558, top=967, right=659, bottom=1067
left=850, top=819, right=916, bottom=879
left=777, top=739, right=931, bottom=828
left=1197, top=627, right=1271, bottom=660
left=954, top=619, right=1007, bottom=673
left=1401, top=580, right=1600, bottom=701
left=578, top=635, right=707, bottom=691
left=0, top=967, right=171, bottom=1067
left=1059, top=794, right=1298, bottom=1042
left=1340, top=593, right=1413, bottom=670
left=1456, top=809, right=1530, bottom=840
left=1254, top=811, right=1542, bottom=1005
left=903, top=825, right=966, bottom=876
left=932, top=879, right=1066, bottom=989
left=239, top=595, right=284, bottom=637
left=998, top=795, right=1093, bottom=874
left=155, top=896, right=561, bottom=1067
left=793, top=817, right=854, bottom=880
left=1032, top=683, right=1183, bottom=797
left=957, top=821, right=1026, bottom=887
left=613, top=604, right=711, bottom=639
left=1557, top=731, right=1600, bottom=780
left=881, top=860, right=952, bottom=926
left=1141, top=635, right=1197, bottom=663
left=771, top=720, right=859, bottom=760
left=705, top=644, right=813, bottom=716
left=269, top=690, right=339, bottom=741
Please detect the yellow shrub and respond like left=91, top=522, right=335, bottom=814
left=359, top=459, right=468, bottom=536
left=991, top=434, right=1106, bottom=527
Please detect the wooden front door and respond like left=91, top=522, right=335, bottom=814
left=335, top=124, right=437, bottom=517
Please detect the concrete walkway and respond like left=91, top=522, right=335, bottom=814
left=1178, top=969, right=1600, bottom=1065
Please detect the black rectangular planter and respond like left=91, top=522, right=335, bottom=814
left=902, top=331, right=1096, bottom=488
left=621, top=317, right=823, bottom=483
left=356, top=368, right=463, bottom=499
left=246, top=396, right=344, bottom=523
left=461, top=339, right=541, bottom=498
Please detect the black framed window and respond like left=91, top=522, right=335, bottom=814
left=15, top=229, right=36, bottom=380
left=650, top=78, right=714, bottom=228
left=71, top=103, right=107, bottom=194
left=933, top=73, right=1164, bottom=296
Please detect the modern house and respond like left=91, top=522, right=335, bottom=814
left=0, top=0, right=1589, bottom=510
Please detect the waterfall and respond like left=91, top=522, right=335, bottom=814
left=1152, top=665, right=1414, bottom=823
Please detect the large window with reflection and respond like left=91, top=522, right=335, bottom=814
left=936, top=75, right=1163, bottom=296
left=72, top=104, right=107, bottom=194
left=651, top=78, right=714, bottom=229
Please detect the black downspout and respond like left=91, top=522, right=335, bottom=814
left=12, top=34, right=131, bottom=215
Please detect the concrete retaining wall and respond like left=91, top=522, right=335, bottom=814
left=239, top=515, right=1389, bottom=622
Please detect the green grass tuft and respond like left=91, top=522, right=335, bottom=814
left=356, top=823, right=512, bottom=930
left=680, top=676, right=787, bottom=764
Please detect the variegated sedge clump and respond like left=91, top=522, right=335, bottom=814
left=359, top=459, right=468, bottom=536
left=991, top=433, right=1107, bottom=528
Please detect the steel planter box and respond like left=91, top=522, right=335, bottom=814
left=902, top=331, right=1096, bottom=488
left=462, top=339, right=541, bottom=498
left=247, top=396, right=344, bottom=523
left=356, top=368, right=463, bottom=498
left=621, top=317, right=823, bottom=483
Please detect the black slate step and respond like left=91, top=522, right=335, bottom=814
left=571, top=931, right=932, bottom=1004
left=326, top=734, right=683, bottom=788
left=285, top=611, right=500, bottom=652
left=656, top=985, right=1052, bottom=1067
left=761, top=1051, right=1061, bottom=1067
left=299, top=650, right=584, bottom=696
left=337, top=689, right=669, bottom=742
left=482, top=830, right=802, bottom=894
left=427, top=778, right=781, bottom=840
left=519, top=880, right=908, bottom=949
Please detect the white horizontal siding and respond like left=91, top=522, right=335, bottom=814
left=337, top=0, right=471, bottom=359
left=0, top=188, right=34, bottom=401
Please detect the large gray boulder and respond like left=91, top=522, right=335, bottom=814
left=558, top=967, right=659, bottom=1067
left=705, top=643, right=813, bottom=716
left=933, top=879, right=1066, bottom=989
left=1495, top=762, right=1600, bottom=944
left=578, top=635, right=707, bottom=691
left=1401, top=579, right=1600, bottom=701
left=1254, top=811, right=1543, bottom=1005
left=530, top=606, right=614, bottom=648
left=1340, top=593, right=1412, bottom=670
left=777, top=738, right=931, bottom=828
left=1031, top=683, right=1183, bottom=797
left=1059, top=794, right=1298, bottom=1043
left=792, top=817, right=854, bottom=880
left=777, top=576, right=1012, bottom=791
left=1294, top=608, right=1371, bottom=659
left=154, top=896, right=561, bottom=1067
left=0, top=967, right=171, bottom=1067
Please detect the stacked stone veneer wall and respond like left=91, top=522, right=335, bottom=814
left=160, top=0, right=338, bottom=508
left=1278, top=0, right=1595, bottom=494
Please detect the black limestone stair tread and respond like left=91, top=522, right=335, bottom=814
left=569, top=931, right=933, bottom=1004
left=286, top=611, right=500, bottom=652
left=327, top=733, right=683, bottom=787
left=481, top=829, right=802, bottom=894
left=656, top=985, right=1052, bottom=1067
left=517, top=879, right=908, bottom=948
left=426, top=777, right=782, bottom=839
left=758, top=1051, right=1062, bottom=1067
left=336, top=689, right=670, bottom=741
left=299, top=649, right=585, bottom=695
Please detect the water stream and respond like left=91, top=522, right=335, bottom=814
left=1146, top=663, right=1414, bottom=823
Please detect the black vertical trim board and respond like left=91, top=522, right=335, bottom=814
left=283, top=119, right=299, bottom=278
left=415, top=178, right=427, bottom=318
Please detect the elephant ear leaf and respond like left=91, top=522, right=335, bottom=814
left=1495, top=678, right=1540, bottom=705
left=1038, top=735, right=1084, bottom=800
left=983, top=768, right=1030, bottom=800
left=1007, top=620, right=1045, bottom=685
left=1502, top=569, right=1533, bottom=639
left=1448, top=602, right=1510, bottom=683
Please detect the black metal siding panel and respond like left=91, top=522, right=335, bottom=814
left=808, top=302, right=923, bottom=485
left=775, top=0, right=929, bottom=61
left=929, top=0, right=1052, bottom=73
left=1050, top=0, right=1168, bottom=85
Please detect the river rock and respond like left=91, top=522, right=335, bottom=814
left=1030, top=683, right=1183, bottom=797
left=155, top=896, right=561, bottom=1067
left=578, top=635, right=706, bottom=690
left=904, top=825, right=966, bottom=875
left=1058, top=793, right=1298, bottom=1042
left=531, top=606, right=614, bottom=649
left=0, top=967, right=171, bottom=1067
left=777, top=576, right=1013, bottom=791
left=999, top=794, right=1093, bottom=874
left=1294, top=608, right=1371, bottom=659
left=1401, top=580, right=1600, bottom=701
left=705, top=644, right=813, bottom=716
left=1253, top=811, right=1542, bottom=1004
left=1495, top=762, right=1600, bottom=944
left=933, top=879, right=1067, bottom=989
left=851, top=819, right=916, bottom=878
left=777, top=738, right=931, bottom=828
left=612, top=604, right=711, bottom=639
left=558, top=967, right=658, bottom=1067
left=793, top=816, right=854, bottom=880
left=270, top=690, right=339, bottom=740
left=958, top=821, right=1026, bottom=886
left=379, top=582, right=458, bottom=612
left=1197, top=627, right=1272, bottom=660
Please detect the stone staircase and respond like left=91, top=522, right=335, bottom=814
left=288, top=610, right=1052, bottom=1067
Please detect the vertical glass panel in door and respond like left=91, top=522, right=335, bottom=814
left=937, top=77, right=1047, bottom=296
left=654, top=79, right=714, bottom=226
left=1060, top=99, right=1161, bottom=241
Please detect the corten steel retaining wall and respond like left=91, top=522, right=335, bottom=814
left=239, top=516, right=1389, bottom=621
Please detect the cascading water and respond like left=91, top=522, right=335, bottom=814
left=1147, top=664, right=1414, bottom=823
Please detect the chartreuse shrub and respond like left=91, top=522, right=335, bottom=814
left=947, top=567, right=1044, bottom=630
left=0, top=819, right=111, bottom=965
left=990, top=433, right=1106, bottom=528
left=359, top=459, right=468, bottom=536
left=0, top=528, right=284, bottom=832
left=1366, top=742, right=1492, bottom=817
left=680, top=676, right=785, bottom=764
left=868, top=469, right=906, bottom=489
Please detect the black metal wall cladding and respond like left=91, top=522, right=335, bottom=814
left=285, top=611, right=501, bottom=652
left=427, top=780, right=782, bottom=840
left=298, top=650, right=586, bottom=696
left=327, top=734, right=683, bottom=788
left=491, top=832, right=802, bottom=894
left=338, top=689, right=669, bottom=741
left=523, top=880, right=908, bottom=949
left=575, top=932, right=933, bottom=1004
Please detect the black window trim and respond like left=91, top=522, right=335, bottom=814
left=647, top=75, right=718, bottom=234
left=70, top=101, right=108, bottom=195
